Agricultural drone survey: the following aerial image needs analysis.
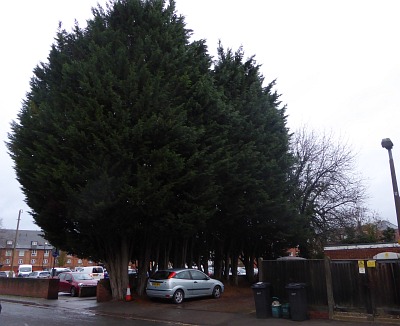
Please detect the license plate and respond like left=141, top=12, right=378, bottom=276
left=152, top=282, right=161, bottom=287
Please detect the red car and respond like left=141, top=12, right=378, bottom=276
left=58, top=272, right=98, bottom=297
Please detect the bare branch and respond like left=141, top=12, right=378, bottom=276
left=290, top=126, right=366, bottom=243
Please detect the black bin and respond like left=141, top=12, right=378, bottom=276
left=286, top=283, right=307, bottom=321
left=251, top=282, right=271, bottom=318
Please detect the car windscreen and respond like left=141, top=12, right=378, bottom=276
left=73, top=273, right=94, bottom=280
left=54, top=268, right=71, bottom=275
left=150, top=271, right=174, bottom=280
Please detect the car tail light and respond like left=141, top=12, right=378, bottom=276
left=167, top=272, right=176, bottom=279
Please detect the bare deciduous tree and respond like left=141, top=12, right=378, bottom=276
left=290, top=127, right=366, bottom=253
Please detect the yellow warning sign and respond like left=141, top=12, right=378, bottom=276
left=367, top=260, right=376, bottom=268
left=358, top=260, right=365, bottom=268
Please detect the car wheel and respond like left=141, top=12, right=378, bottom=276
left=70, top=287, right=77, bottom=297
left=172, top=289, right=184, bottom=304
left=212, top=285, right=222, bottom=299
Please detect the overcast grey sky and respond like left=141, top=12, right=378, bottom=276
left=1, top=0, right=399, bottom=230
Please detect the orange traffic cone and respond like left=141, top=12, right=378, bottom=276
left=125, top=285, right=132, bottom=301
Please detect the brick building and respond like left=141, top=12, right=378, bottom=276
left=0, top=229, right=94, bottom=274
left=324, top=242, right=400, bottom=260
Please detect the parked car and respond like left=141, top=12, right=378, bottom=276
left=146, top=268, right=224, bottom=304
left=237, top=267, right=246, bottom=275
left=0, top=271, right=8, bottom=278
left=128, top=268, right=138, bottom=276
left=58, top=272, right=98, bottom=297
left=3, top=270, right=15, bottom=278
left=27, top=271, right=51, bottom=278
left=74, top=266, right=104, bottom=280
left=51, top=267, right=72, bottom=277
left=18, top=264, right=33, bottom=277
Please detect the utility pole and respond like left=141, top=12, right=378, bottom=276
left=9, top=209, right=22, bottom=277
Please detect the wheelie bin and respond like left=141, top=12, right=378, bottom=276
left=251, top=282, right=272, bottom=318
left=286, top=283, right=308, bottom=321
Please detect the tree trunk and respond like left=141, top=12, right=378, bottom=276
left=214, top=245, right=223, bottom=279
left=186, top=238, right=194, bottom=268
left=230, top=253, right=239, bottom=286
left=136, top=235, right=152, bottom=296
left=106, top=238, right=131, bottom=300
left=242, top=249, right=256, bottom=282
left=223, top=252, right=230, bottom=281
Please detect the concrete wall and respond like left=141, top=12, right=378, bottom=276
left=0, top=277, right=59, bottom=299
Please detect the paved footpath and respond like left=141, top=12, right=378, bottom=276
left=1, top=294, right=399, bottom=326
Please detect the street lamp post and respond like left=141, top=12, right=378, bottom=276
left=381, top=138, right=400, bottom=243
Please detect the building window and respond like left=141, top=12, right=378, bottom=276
left=67, top=259, right=72, bottom=264
left=31, top=250, right=37, bottom=257
left=18, top=250, right=24, bottom=257
left=78, top=259, right=82, bottom=264
left=6, top=240, right=12, bottom=245
left=43, top=259, right=48, bottom=264
left=5, top=250, right=11, bottom=256
left=44, top=250, right=49, bottom=257
left=31, top=259, right=36, bottom=264
left=18, top=259, right=23, bottom=264
left=31, top=241, right=38, bottom=246
left=5, top=259, right=10, bottom=264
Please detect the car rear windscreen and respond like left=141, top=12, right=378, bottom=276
left=150, top=271, right=173, bottom=280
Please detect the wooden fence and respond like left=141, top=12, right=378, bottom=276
left=260, top=258, right=400, bottom=318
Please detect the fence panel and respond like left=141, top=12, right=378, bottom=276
left=261, top=258, right=400, bottom=314
left=369, top=260, right=400, bottom=314
left=330, top=260, right=368, bottom=312
left=262, top=259, right=327, bottom=305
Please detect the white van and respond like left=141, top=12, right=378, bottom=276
left=75, top=266, right=104, bottom=280
left=18, top=264, right=33, bottom=277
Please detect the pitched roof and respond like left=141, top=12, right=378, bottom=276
left=0, top=229, right=54, bottom=249
left=376, top=220, right=398, bottom=231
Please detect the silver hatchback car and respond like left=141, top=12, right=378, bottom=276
left=146, top=268, right=224, bottom=304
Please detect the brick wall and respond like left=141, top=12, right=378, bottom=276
left=0, top=278, right=59, bottom=299
left=96, top=275, right=138, bottom=302
left=324, top=243, right=400, bottom=259
left=97, top=279, right=112, bottom=302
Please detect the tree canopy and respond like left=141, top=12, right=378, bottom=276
left=8, top=0, right=297, bottom=298
left=289, top=127, right=366, bottom=256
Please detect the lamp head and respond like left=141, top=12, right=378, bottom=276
left=381, top=138, right=393, bottom=150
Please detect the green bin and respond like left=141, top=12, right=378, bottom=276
left=271, top=297, right=282, bottom=318
left=281, top=303, right=290, bottom=318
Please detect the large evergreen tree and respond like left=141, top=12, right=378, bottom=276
left=7, top=0, right=226, bottom=299
left=211, top=45, right=296, bottom=282
left=8, top=0, right=299, bottom=299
